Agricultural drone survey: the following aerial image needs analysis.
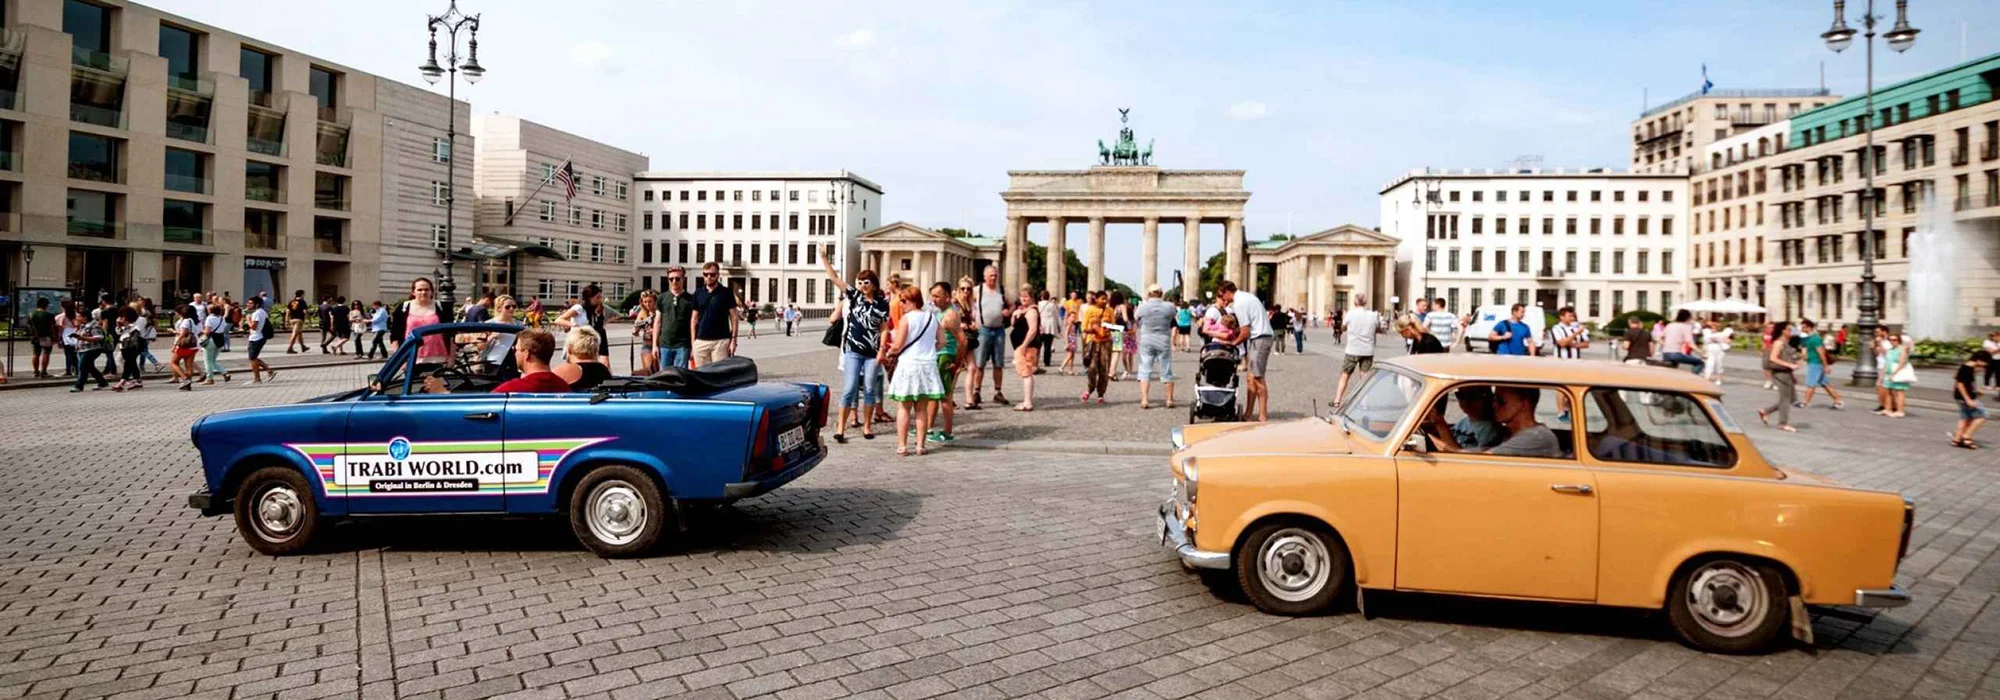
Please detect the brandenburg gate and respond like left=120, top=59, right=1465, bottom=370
left=999, top=110, right=1250, bottom=301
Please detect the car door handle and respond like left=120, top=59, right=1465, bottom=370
left=1550, top=484, right=1593, bottom=495
left=463, top=411, right=499, bottom=421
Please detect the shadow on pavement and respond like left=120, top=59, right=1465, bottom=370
left=318, top=486, right=922, bottom=556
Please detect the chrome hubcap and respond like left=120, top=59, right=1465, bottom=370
left=586, top=481, right=647, bottom=546
left=1688, top=562, right=1768, bottom=637
left=1257, top=529, right=1331, bottom=602
left=253, top=485, right=302, bottom=542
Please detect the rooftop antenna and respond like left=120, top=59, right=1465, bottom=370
left=1642, top=87, right=1648, bottom=112
left=1819, top=61, right=1826, bottom=91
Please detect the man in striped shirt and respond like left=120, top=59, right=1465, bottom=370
left=1423, top=297, right=1460, bottom=352
left=1548, top=306, right=1589, bottom=359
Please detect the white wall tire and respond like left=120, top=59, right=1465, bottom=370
left=1235, top=522, right=1351, bottom=616
left=232, top=467, right=323, bottom=556
left=1666, top=557, right=1790, bottom=654
left=568, top=466, right=669, bottom=558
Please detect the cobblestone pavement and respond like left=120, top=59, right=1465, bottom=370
left=2, top=334, right=1998, bottom=700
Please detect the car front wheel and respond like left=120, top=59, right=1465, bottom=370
left=1236, top=522, right=1351, bottom=616
left=1667, top=558, right=1790, bottom=654
left=568, top=466, right=669, bottom=558
left=233, top=467, right=323, bottom=556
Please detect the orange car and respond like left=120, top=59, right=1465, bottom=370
left=1160, top=354, right=1912, bottom=653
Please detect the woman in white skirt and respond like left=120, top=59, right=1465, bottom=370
left=884, top=286, right=945, bottom=456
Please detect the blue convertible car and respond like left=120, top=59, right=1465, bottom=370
left=186, top=322, right=831, bottom=557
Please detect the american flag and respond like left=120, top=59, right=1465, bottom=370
left=554, top=160, right=576, bottom=202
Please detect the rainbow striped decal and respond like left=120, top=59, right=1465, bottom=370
left=286, top=437, right=614, bottom=497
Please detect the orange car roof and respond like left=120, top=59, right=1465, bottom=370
left=1382, top=354, right=1725, bottom=396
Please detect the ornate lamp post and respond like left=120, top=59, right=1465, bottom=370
left=420, top=0, right=485, bottom=310
left=1409, top=174, right=1443, bottom=312
left=1822, top=0, right=1916, bottom=387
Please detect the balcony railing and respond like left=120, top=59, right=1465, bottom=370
left=0, top=150, right=15, bottom=172
left=70, top=46, right=127, bottom=73
left=1730, top=112, right=1778, bottom=126
left=165, top=121, right=208, bottom=143
left=247, top=138, right=285, bottom=157
left=243, top=232, right=284, bottom=250
left=68, top=218, right=122, bottom=239
left=164, top=173, right=210, bottom=195
left=246, top=94, right=288, bottom=157
left=315, top=121, right=350, bottom=168
left=244, top=185, right=285, bottom=204
left=1535, top=268, right=1565, bottom=280
left=165, top=76, right=214, bottom=144
left=67, top=163, right=120, bottom=184
left=314, top=191, right=348, bottom=211
left=162, top=226, right=206, bottom=245
left=313, top=236, right=344, bottom=254
left=69, top=102, right=123, bottom=128
left=1951, top=148, right=1969, bottom=166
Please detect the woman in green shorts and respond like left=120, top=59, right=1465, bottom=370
left=928, top=282, right=965, bottom=443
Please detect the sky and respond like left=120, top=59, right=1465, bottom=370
left=156, top=0, right=2000, bottom=289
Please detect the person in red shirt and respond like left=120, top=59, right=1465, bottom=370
left=424, top=328, right=570, bottom=394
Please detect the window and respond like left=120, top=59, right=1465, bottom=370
left=159, top=24, right=201, bottom=83
left=566, top=241, right=581, bottom=260
left=591, top=210, right=605, bottom=230
left=1565, top=218, right=1576, bottom=235
left=616, top=214, right=628, bottom=233
left=733, top=190, right=743, bottom=201
left=540, top=163, right=555, bottom=185
left=1471, top=218, right=1484, bottom=235
left=1542, top=191, right=1553, bottom=202
left=615, top=245, right=627, bottom=264
left=1566, top=190, right=1577, bottom=202
left=588, top=243, right=604, bottom=263
left=568, top=206, right=582, bottom=226
left=430, top=224, right=447, bottom=250
left=1637, top=251, right=1650, bottom=274
left=1472, top=191, right=1483, bottom=202
left=1582, top=389, right=1737, bottom=467
left=1338, top=371, right=1422, bottom=440
left=1541, top=218, right=1553, bottom=235
left=430, top=181, right=449, bottom=206
left=1589, top=217, right=1601, bottom=235
left=616, top=182, right=628, bottom=201
left=592, top=176, right=606, bottom=196
left=1612, top=217, right=1625, bottom=235
left=68, top=132, right=122, bottom=183
left=1640, top=190, right=1652, bottom=202
left=1612, top=251, right=1625, bottom=274
left=1493, top=217, right=1505, bottom=235
left=1661, top=217, right=1674, bottom=235
left=643, top=212, right=654, bottom=230
left=1564, top=251, right=1576, bottom=273
left=1589, top=251, right=1601, bottom=273
left=1448, top=191, right=1460, bottom=202
left=240, top=46, right=276, bottom=97
left=1497, top=190, right=1507, bottom=202
left=539, top=201, right=556, bottom=222
left=1425, top=249, right=1437, bottom=272
left=308, top=66, right=339, bottom=112
left=1447, top=249, right=1460, bottom=272
left=1517, top=218, right=1528, bottom=234
left=1471, top=248, right=1484, bottom=272
left=1413, top=384, right=1574, bottom=459
left=1613, top=190, right=1625, bottom=202
left=432, top=137, right=451, bottom=163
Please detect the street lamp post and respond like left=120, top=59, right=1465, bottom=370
left=420, top=0, right=485, bottom=311
left=1409, top=174, right=1442, bottom=313
left=1822, top=0, right=1917, bottom=387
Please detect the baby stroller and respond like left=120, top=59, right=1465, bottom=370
left=1190, top=342, right=1241, bottom=422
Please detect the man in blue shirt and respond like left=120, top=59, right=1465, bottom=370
left=689, top=261, right=739, bottom=368
left=1488, top=303, right=1538, bottom=356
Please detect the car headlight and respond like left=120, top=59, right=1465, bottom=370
left=1183, top=456, right=1198, bottom=503
left=1170, top=426, right=1186, bottom=452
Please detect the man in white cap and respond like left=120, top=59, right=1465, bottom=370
left=1133, top=284, right=1179, bottom=409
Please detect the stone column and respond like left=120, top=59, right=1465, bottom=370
left=1182, top=217, right=1201, bottom=301
left=1047, top=217, right=1067, bottom=300
left=1360, top=255, right=1376, bottom=310
left=1141, top=217, right=1159, bottom=292
left=1003, top=215, right=1024, bottom=294
left=1225, top=217, right=1246, bottom=288
left=1246, top=259, right=1259, bottom=295
left=1087, top=217, right=1106, bottom=293
left=933, top=249, right=947, bottom=290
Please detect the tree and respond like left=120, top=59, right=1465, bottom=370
left=1192, top=251, right=1271, bottom=303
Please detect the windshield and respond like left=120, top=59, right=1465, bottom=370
left=379, top=329, right=519, bottom=395
left=1338, top=370, right=1425, bottom=439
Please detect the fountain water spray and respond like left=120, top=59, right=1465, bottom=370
left=1904, top=190, right=1964, bottom=341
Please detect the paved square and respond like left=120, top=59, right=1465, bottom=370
left=2, top=334, right=1997, bottom=700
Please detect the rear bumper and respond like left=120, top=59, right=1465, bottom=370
left=1855, top=585, right=1911, bottom=608
left=1157, top=500, right=1230, bottom=570
left=723, top=445, right=826, bottom=500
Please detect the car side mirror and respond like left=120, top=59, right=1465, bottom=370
left=367, top=376, right=382, bottom=392
left=1403, top=434, right=1429, bottom=454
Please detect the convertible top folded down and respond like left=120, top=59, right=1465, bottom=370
left=645, top=356, right=759, bottom=395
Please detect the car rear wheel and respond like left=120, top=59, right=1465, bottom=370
left=569, top=466, right=669, bottom=558
left=233, top=467, right=323, bottom=556
left=1667, top=557, right=1790, bottom=654
left=1236, top=522, right=1351, bottom=616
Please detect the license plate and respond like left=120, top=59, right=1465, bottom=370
left=777, top=426, right=806, bottom=454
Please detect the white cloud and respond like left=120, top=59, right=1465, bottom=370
left=568, top=41, right=615, bottom=69
left=1225, top=101, right=1269, bottom=121
left=836, top=28, right=876, bottom=49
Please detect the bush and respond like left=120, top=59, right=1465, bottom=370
left=1600, top=310, right=1664, bottom=338
left=617, top=289, right=644, bottom=313
left=1912, top=337, right=1983, bottom=365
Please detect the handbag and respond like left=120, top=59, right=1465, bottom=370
left=882, top=314, right=934, bottom=377
left=1890, top=362, right=1917, bottom=385
left=820, top=318, right=842, bottom=348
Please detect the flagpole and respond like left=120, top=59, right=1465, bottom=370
left=504, top=154, right=573, bottom=227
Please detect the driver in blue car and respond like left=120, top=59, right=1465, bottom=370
left=423, top=328, right=569, bottom=394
